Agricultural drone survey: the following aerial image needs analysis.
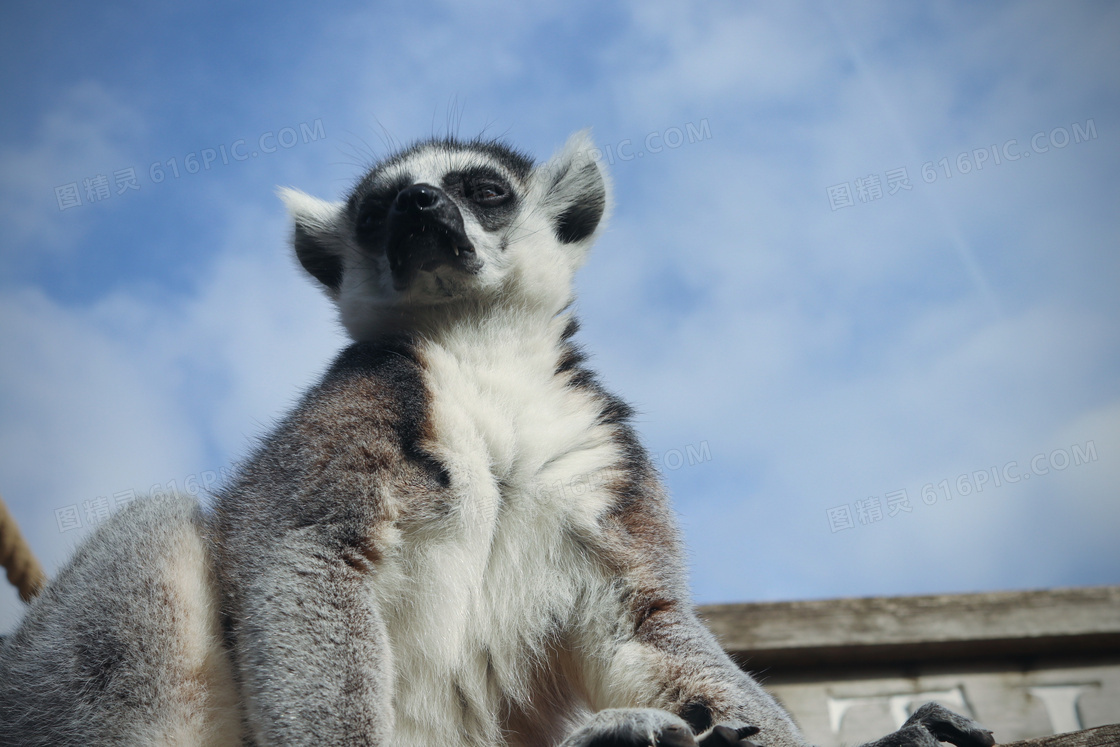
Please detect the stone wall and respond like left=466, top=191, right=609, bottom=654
left=698, top=586, right=1120, bottom=745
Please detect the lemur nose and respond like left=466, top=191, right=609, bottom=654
left=394, top=184, right=441, bottom=213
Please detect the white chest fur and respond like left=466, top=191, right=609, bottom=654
left=377, top=313, right=622, bottom=745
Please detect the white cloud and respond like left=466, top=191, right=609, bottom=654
left=612, top=289, right=1118, bottom=602
left=0, top=286, right=206, bottom=631
left=605, top=1, right=839, bottom=123
left=0, top=81, right=147, bottom=255
left=569, top=2, right=1119, bottom=603
left=2, top=2, right=1117, bottom=630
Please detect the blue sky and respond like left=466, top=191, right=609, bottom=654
left=1, top=1, right=1118, bottom=632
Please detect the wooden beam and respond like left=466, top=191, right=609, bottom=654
left=996, top=724, right=1120, bottom=747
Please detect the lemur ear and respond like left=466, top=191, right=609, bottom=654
left=533, top=130, right=611, bottom=248
left=277, top=187, right=346, bottom=293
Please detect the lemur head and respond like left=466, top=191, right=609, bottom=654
left=280, top=130, right=609, bottom=339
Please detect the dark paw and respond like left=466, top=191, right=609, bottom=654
left=697, top=724, right=763, bottom=747
left=904, top=703, right=995, bottom=747
left=860, top=702, right=995, bottom=747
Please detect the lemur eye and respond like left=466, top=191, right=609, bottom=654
left=357, top=210, right=380, bottom=235
left=467, top=181, right=510, bottom=207
left=355, top=200, right=388, bottom=238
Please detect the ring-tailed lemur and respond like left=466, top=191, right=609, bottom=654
left=0, top=131, right=996, bottom=747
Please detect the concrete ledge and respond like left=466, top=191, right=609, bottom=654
left=697, top=586, right=1120, bottom=670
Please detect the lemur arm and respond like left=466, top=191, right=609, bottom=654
left=212, top=343, right=434, bottom=745
left=565, top=450, right=808, bottom=745
left=225, top=527, right=392, bottom=746
left=567, top=453, right=994, bottom=747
